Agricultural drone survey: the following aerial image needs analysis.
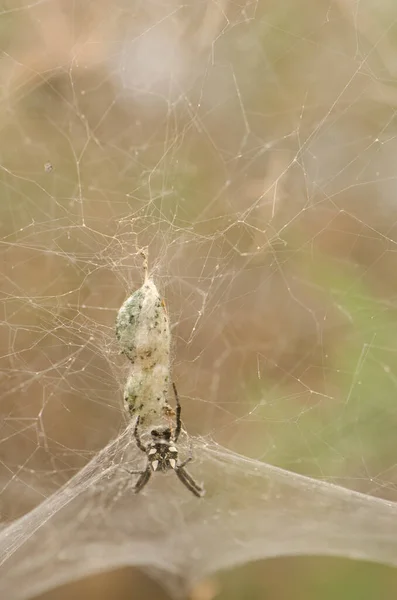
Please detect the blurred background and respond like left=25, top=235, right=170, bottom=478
left=2, top=0, right=397, bottom=597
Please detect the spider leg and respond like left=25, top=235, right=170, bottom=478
left=133, top=416, right=147, bottom=453
left=175, top=466, right=205, bottom=498
left=178, top=436, right=193, bottom=468
left=132, top=465, right=152, bottom=493
left=124, top=468, right=146, bottom=475
left=172, top=382, right=182, bottom=442
left=177, top=465, right=203, bottom=491
left=178, top=456, right=192, bottom=468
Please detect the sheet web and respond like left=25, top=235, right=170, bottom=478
left=2, top=1, right=397, bottom=598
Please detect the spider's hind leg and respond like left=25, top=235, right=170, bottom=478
left=132, top=465, right=152, bottom=493
left=177, top=434, right=194, bottom=469
left=175, top=466, right=205, bottom=498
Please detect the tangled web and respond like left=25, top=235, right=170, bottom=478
left=2, top=0, right=397, bottom=598
left=3, top=432, right=397, bottom=600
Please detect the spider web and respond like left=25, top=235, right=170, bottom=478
left=2, top=0, right=397, bottom=598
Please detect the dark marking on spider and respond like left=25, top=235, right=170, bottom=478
left=126, top=383, right=205, bottom=498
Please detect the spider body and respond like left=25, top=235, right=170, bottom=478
left=146, top=427, right=178, bottom=472
left=128, top=383, right=205, bottom=498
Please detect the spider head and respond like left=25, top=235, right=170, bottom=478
left=150, top=426, right=172, bottom=441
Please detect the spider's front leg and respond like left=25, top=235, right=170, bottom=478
left=133, top=415, right=147, bottom=453
left=172, top=382, right=182, bottom=441
left=127, top=417, right=152, bottom=493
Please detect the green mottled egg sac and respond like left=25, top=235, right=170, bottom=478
left=116, top=279, right=173, bottom=426
left=116, top=280, right=170, bottom=365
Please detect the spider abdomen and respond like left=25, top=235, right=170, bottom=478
left=148, top=441, right=178, bottom=472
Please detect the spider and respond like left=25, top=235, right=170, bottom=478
left=127, top=383, right=205, bottom=498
